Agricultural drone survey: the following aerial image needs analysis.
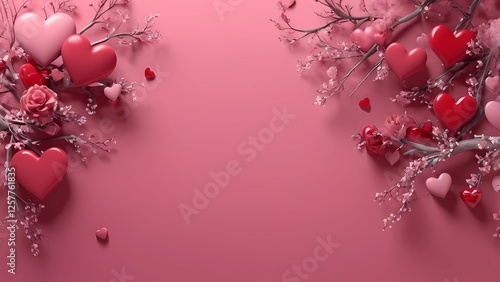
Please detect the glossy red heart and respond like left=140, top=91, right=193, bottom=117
left=61, top=35, right=117, bottom=87
left=19, top=63, right=46, bottom=88
left=11, top=148, right=68, bottom=200
left=358, top=97, right=370, bottom=111
left=460, top=188, right=482, bottom=208
left=385, top=43, right=427, bottom=80
left=145, top=67, right=156, bottom=80
left=429, top=25, right=475, bottom=67
left=432, top=93, right=477, bottom=132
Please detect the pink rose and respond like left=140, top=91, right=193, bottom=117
left=20, top=85, right=59, bottom=125
left=379, top=114, right=417, bottom=140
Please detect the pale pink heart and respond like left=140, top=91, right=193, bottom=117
left=416, top=33, right=429, bottom=47
left=281, top=0, right=295, bottom=9
left=373, top=30, right=391, bottom=47
left=104, top=84, right=123, bottom=101
left=96, top=227, right=108, bottom=240
left=51, top=69, right=64, bottom=82
left=492, top=176, right=500, bottom=192
left=425, top=173, right=452, bottom=198
left=384, top=150, right=400, bottom=165
left=385, top=43, right=427, bottom=80
left=14, top=13, right=76, bottom=67
left=326, top=66, right=337, bottom=79
left=485, top=76, right=500, bottom=93
left=350, top=28, right=375, bottom=52
left=485, top=101, right=500, bottom=131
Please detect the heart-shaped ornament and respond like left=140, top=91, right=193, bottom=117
left=425, top=173, right=452, bottom=198
left=145, top=67, right=156, bottom=80
left=19, top=63, right=46, bottom=88
left=61, top=35, right=117, bottom=87
left=385, top=43, right=427, bottom=80
left=460, top=188, right=482, bottom=208
left=14, top=13, right=76, bottom=67
left=433, top=93, right=477, bottom=132
left=11, top=148, right=68, bottom=200
left=429, top=25, right=475, bottom=67
left=485, top=101, right=500, bottom=131
left=384, top=150, right=400, bottom=165
left=104, top=84, right=123, bottom=102
left=486, top=76, right=500, bottom=93
left=96, top=227, right=109, bottom=240
left=350, top=27, right=375, bottom=52
left=51, top=68, right=65, bottom=82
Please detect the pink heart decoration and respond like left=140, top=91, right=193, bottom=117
left=14, top=13, right=76, bottom=67
left=350, top=27, right=375, bottom=52
left=384, top=150, right=400, bottom=165
left=51, top=69, right=65, bottom=82
left=104, top=84, right=123, bottom=101
left=11, top=148, right=68, bottom=200
left=485, top=101, right=500, bottom=131
left=385, top=43, right=427, bottom=80
left=425, top=173, right=452, bottom=198
left=96, top=227, right=109, bottom=240
left=373, top=31, right=391, bottom=47
left=61, top=35, right=117, bottom=87
left=416, top=33, right=428, bottom=47
left=492, top=176, right=500, bottom=192
left=486, top=76, right=500, bottom=93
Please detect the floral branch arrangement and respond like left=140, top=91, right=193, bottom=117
left=0, top=0, right=161, bottom=256
left=274, top=0, right=500, bottom=234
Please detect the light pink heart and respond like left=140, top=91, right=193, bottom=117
left=416, top=33, right=429, bottom=47
left=384, top=150, right=400, bottom=166
left=492, top=176, right=500, bottom=192
left=425, top=173, right=452, bottom=198
left=14, top=13, right=76, bottom=67
left=350, top=27, right=375, bottom=52
left=485, top=101, right=500, bottom=131
left=51, top=69, right=64, bottom=82
left=104, top=84, right=122, bottom=101
left=96, top=227, right=108, bottom=240
left=373, top=30, right=391, bottom=47
left=486, top=76, right=500, bottom=93
left=385, top=43, right=427, bottom=81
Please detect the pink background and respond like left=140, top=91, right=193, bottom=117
left=1, top=0, right=500, bottom=281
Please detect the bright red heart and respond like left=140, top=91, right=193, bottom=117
left=358, top=97, right=371, bottom=111
left=11, top=148, right=68, bottom=200
left=385, top=43, right=427, bottom=80
left=460, top=188, right=482, bottom=208
left=61, top=35, right=117, bottom=87
left=432, top=93, right=477, bottom=132
left=145, top=67, right=156, bottom=80
left=19, top=64, right=46, bottom=88
left=429, top=25, right=475, bottom=67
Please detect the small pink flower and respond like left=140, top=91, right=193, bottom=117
left=20, top=85, right=59, bottom=125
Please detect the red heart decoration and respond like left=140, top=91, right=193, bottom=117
left=460, top=188, right=482, bottom=208
left=358, top=97, right=371, bottom=111
left=145, top=67, right=156, bottom=80
left=11, top=148, right=68, bottom=200
left=385, top=43, right=427, bottom=80
left=19, top=63, right=46, bottom=88
left=429, top=25, right=475, bottom=67
left=432, top=93, right=477, bottom=132
left=61, top=35, right=117, bottom=87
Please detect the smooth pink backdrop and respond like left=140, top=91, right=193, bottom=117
left=1, top=0, right=499, bottom=281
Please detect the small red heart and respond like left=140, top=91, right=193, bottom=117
left=429, top=25, right=475, bottom=67
left=358, top=98, right=371, bottom=111
left=145, top=67, right=156, bottom=80
left=460, top=188, right=482, bottom=208
left=11, top=148, right=68, bottom=200
left=433, top=93, right=477, bottom=132
left=418, top=121, right=433, bottom=138
left=385, top=43, right=427, bottom=80
left=96, top=227, right=109, bottom=240
left=19, top=64, right=46, bottom=88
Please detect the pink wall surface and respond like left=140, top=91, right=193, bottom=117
left=0, top=0, right=499, bottom=281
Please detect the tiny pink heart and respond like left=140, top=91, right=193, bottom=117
left=416, top=33, right=428, bottom=47
left=385, top=43, right=427, bottom=80
left=425, top=173, right=452, bottom=198
left=492, top=176, right=500, bottom=192
left=486, top=76, right=500, bottom=93
left=485, top=101, right=500, bottom=131
left=350, top=28, right=375, bottom=52
left=104, top=84, right=122, bottom=102
left=96, top=227, right=108, bottom=240
left=51, top=69, right=64, bottom=82
left=326, top=66, right=337, bottom=79
left=384, top=150, right=400, bottom=165
left=373, top=30, right=391, bottom=47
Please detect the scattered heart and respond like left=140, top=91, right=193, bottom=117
left=385, top=43, right=427, bottom=81
left=19, top=63, right=46, bottom=88
left=433, top=93, right=477, bottom=132
left=96, top=227, right=108, bottom=240
left=425, top=173, right=451, bottom=198
left=485, top=76, right=500, bottom=93
left=384, top=150, right=400, bottom=166
left=358, top=97, right=371, bottom=111
left=460, top=188, right=482, bottom=208
left=429, top=25, right=475, bottom=67
left=51, top=69, right=65, bottom=82
left=104, top=84, right=123, bottom=102
left=485, top=101, right=500, bottom=131
left=350, top=27, right=375, bottom=52
left=145, top=67, right=156, bottom=80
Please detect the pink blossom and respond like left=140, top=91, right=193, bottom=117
left=476, top=18, right=500, bottom=49
left=379, top=114, right=417, bottom=140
